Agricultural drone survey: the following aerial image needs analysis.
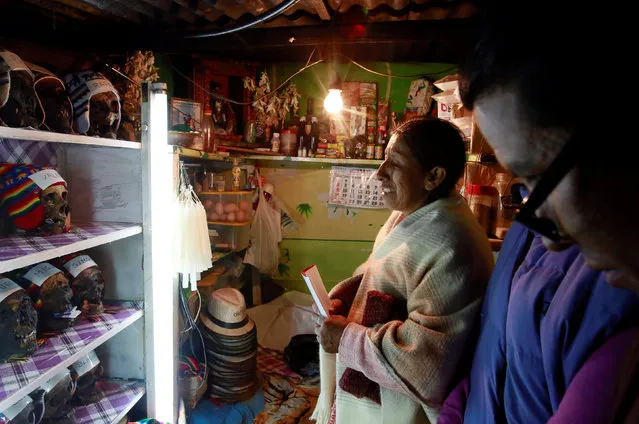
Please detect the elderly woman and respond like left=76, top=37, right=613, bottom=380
left=313, top=118, right=494, bottom=424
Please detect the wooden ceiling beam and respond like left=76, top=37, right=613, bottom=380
left=311, top=0, right=331, bottom=20
left=72, top=0, right=141, bottom=22
left=172, top=0, right=223, bottom=22
left=110, top=0, right=158, bottom=18
left=20, top=0, right=91, bottom=20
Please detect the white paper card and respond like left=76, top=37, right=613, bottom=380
left=71, top=350, right=100, bottom=377
left=301, top=264, right=330, bottom=317
left=40, top=370, right=69, bottom=393
left=64, top=255, right=97, bottom=278
left=24, top=263, right=62, bottom=287
left=1, top=396, right=32, bottom=420
left=0, top=278, right=22, bottom=303
left=28, top=169, right=66, bottom=190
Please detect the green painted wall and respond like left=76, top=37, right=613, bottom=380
left=258, top=61, right=457, bottom=294
left=269, top=62, right=457, bottom=115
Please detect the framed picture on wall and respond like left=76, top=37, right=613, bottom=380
left=170, top=97, right=202, bottom=131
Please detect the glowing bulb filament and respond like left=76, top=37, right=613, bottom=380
left=324, top=89, right=343, bottom=114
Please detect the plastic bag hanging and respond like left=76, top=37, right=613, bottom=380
left=244, top=169, right=282, bottom=275
left=173, top=162, right=213, bottom=291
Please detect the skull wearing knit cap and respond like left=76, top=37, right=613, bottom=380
left=0, top=163, right=70, bottom=234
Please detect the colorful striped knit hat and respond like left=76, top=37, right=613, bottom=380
left=0, top=164, right=66, bottom=231
left=62, top=71, right=120, bottom=135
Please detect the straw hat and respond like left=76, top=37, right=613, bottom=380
left=201, top=288, right=255, bottom=337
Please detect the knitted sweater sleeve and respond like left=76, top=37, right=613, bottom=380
left=339, top=243, right=489, bottom=409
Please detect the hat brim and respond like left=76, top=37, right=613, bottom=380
left=200, top=310, right=255, bottom=337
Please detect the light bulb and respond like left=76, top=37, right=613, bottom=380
left=324, top=89, right=343, bottom=114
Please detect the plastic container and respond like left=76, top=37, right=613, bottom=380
left=467, top=184, right=499, bottom=236
left=271, top=132, right=281, bottom=153
left=202, top=109, right=215, bottom=153
left=280, top=130, right=297, bottom=156
left=208, top=223, right=251, bottom=251
left=200, top=191, right=253, bottom=224
left=492, top=173, right=513, bottom=239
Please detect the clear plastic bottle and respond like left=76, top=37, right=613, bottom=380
left=493, top=173, right=511, bottom=239
left=202, top=109, right=215, bottom=153
left=271, top=132, right=281, bottom=153
left=232, top=158, right=241, bottom=191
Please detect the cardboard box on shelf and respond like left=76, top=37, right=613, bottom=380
left=470, top=118, right=494, bottom=155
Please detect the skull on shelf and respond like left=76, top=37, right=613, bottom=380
left=62, top=71, right=121, bottom=139
left=58, top=254, right=105, bottom=315
left=0, top=164, right=71, bottom=234
left=41, top=183, right=70, bottom=235
left=0, top=49, right=39, bottom=128
left=28, top=62, right=73, bottom=134
left=15, top=263, right=76, bottom=332
left=0, top=276, right=38, bottom=362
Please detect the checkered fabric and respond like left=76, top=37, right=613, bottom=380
left=74, top=379, right=145, bottom=424
left=0, top=139, right=59, bottom=167
left=0, top=302, right=142, bottom=402
left=0, top=222, right=138, bottom=264
left=257, top=345, right=302, bottom=379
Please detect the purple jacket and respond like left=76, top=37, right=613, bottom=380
left=438, top=223, right=639, bottom=423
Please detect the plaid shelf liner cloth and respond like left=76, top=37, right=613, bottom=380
left=0, top=139, right=59, bottom=167
left=75, top=379, right=145, bottom=424
left=0, top=302, right=142, bottom=401
left=257, top=345, right=302, bottom=379
left=0, top=222, right=137, bottom=262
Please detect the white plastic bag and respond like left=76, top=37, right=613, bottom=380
left=244, top=170, right=282, bottom=275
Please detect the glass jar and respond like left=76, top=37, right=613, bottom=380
left=467, top=184, right=499, bottom=237
left=492, top=173, right=512, bottom=239
left=244, top=120, right=256, bottom=144
left=280, top=130, right=297, bottom=156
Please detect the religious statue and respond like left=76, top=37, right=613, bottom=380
left=210, top=83, right=236, bottom=135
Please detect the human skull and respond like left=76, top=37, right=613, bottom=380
left=39, top=272, right=74, bottom=332
left=0, top=70, right=39, bottom=128
left=40, top=183, right=69, bottom=234
left=0, top=289, right=38, bottom=362
left=71, top=267, right=104, bottom=315
left=36, top=80, right=73, bottom=134
left=88, top=92, right=120, bottom=139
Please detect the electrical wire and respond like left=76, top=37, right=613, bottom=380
left=179, top=285, right=208, bottom=390
left=184, top=0, right=302, bottom=39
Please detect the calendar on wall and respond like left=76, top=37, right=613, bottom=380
left=328, top=166, right=385, bottom=209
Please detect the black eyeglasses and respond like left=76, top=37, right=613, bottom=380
left=514, top=132, right=580, bottom=242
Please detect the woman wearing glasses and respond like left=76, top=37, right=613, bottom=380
left=438, top=1, right=639, bottom=423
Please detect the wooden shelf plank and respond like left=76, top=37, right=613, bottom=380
left=0, top=303, right=144, bottom=412
left=200, top=191, right=253, bottom=195
left=244, top=155, right=382, bottom=166
left=207, top=221, right=251, bottom=227
left=0, top=127, right=141, bottom=149
left=0, top=223, right=142, bottom=274
left=170, top=146, right=235, bottom=161
left=74, top=379, right=145, bottom=424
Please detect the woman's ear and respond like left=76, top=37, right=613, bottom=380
left=424, top=166, right=446, bottom=191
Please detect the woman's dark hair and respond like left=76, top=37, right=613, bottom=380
left=393, top=117, right=466, bottom=196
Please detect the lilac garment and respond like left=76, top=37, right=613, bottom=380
left=548, top=327, right=639, bottom=424
left=439, top=222, right=639, bottom=423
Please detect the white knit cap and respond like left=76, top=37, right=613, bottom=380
left=0, top=50, right=34, bottom=109
left=62, top=71, right=120, bottom=135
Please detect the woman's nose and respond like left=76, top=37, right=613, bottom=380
left=376, top=162, right=388, bottom=180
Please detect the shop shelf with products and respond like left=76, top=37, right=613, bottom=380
left=0, top=83, right=178, bottom=422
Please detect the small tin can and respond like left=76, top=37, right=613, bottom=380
left=366, top=144, right=375, bottom=159
left=374, top=144, right=384, bottom=160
